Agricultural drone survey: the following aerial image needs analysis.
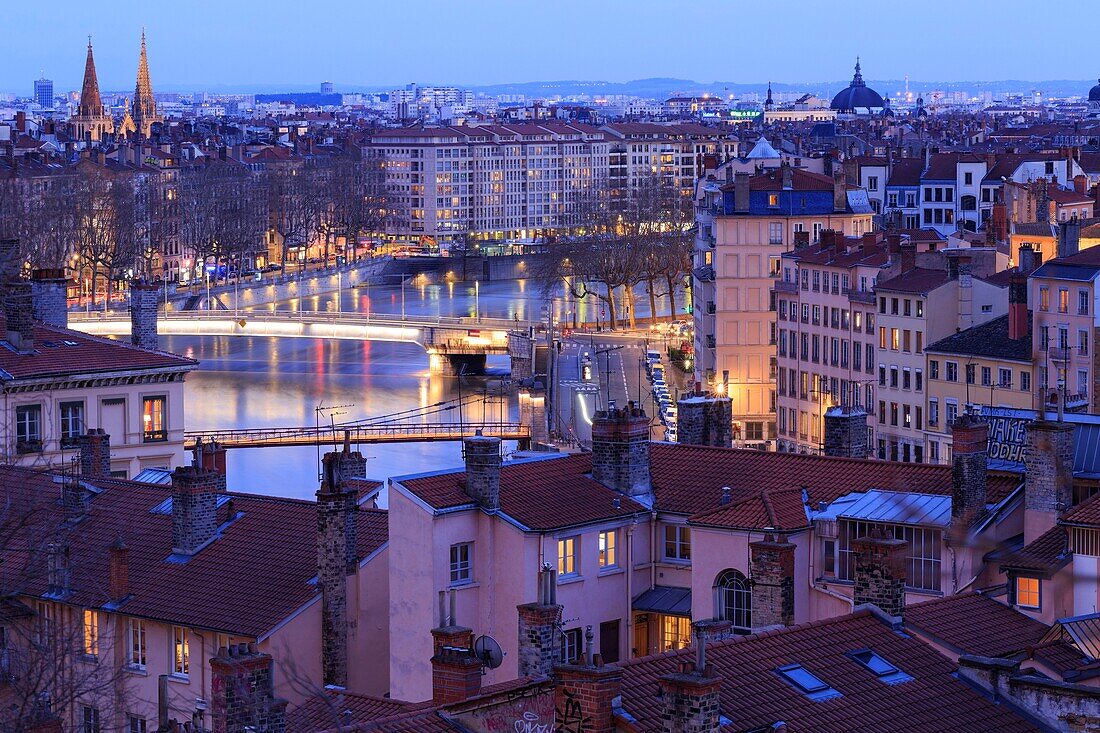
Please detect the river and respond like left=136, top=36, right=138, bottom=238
left=168, top=276, right=685, bottom=498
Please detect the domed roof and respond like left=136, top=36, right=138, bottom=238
left=1090, top=79, right=1100, bottom=102
left=830, top=58, right=885, bottom=112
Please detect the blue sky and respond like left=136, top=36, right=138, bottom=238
left=6, top=0, right=1100, bottom=93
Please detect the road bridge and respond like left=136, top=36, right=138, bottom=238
left=69, top=310, right=544, bottom=375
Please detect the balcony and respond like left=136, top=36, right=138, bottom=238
left=693, top=266, right=715, bottom=283
left=1048, top=347, right=1072, bottom=363
left=773, top=280, right=798, bottom=294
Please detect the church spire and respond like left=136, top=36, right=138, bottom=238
left=852, top=56, right=865, bottom=87
left=132, top=28, right=160, bottom=138
left=78, top=37, right=105, bottom=118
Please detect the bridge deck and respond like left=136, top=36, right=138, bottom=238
left=185, top=421, right=531, bottom=449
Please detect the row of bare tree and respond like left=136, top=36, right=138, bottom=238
left=533, top=177, right=696, bottom=329
left=0, top=152, right=397, bottom=303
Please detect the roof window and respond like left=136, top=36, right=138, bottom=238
left=848, top=649, right=913, bottom=684
left=775, top=664, right=841, bottom=701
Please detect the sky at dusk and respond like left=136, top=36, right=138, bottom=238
left=5, top=0, right=1100, bottom=93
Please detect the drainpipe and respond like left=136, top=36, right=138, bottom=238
left=625, top=522, right=635, bottom=658
left=193, top=629, right=208, bottom=717
left=649, top=511, right=658, bottom=592
left=806, top=527, right=853, bottom=607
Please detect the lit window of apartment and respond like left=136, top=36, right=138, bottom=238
left=1014, top=576, right=1040, bottom=609
left=142, top=396, right=167, bottom=442
left=82, top=609, right=99, bottom=659
left=663, top=525, right=691, bottom=562
left=449, top=542, right=472, bottom=585
left=1039, top=287, right=1049, bottom=311
left=172, top=626, right=189, bottom=677
left=662, top=615, right=692, bottom=651
left=558, top=536, right=578, bottom=576
left=598, top=530, right=617, bottom=569
left=1059, top=289, right=1069, bottom=313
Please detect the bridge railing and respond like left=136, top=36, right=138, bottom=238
left=69, top=309, right=542, bottom=331
left=185, top=420, right=530, bottom=446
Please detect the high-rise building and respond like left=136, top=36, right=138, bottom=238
left=131, top=30, right=161, bottom=138
left=33, top=76, right=53, bottom=108
left=68, top=38, right=114, bottom=142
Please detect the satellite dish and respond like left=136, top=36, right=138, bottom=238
left=474, top=635, right=504, bottom=670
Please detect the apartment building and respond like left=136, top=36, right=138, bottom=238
left=693, top=166, right=874, bottom=446
left=873, top=252, right=1006, bottom=463
left=774, top=230, right=891, bottom=454
left=363, top=123, right=610, bottom=248
left=0, top=270, right=195, bottom=477
left=924, top=277, right=1035, bottom=463
left=1029, top=247, right=1100, bottom=413
left=601, top=123, right=738, bottom=199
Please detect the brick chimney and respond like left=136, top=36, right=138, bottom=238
left=1058, top=219, right=1081, bottom=258
left=317, top=451, right=357, bottom=688
left=1008, top=273, right=1029, bottom=341
left=1022, top=419, right=1074, bottom=543
left=1018, top=244, right=1042, bottom=275
left=517, top=566, right=562, bottom=678
left=733, top=172, right=750, bottom=213
left=129, top=279, right=161, bottom=351
left=463, top=431, right=501, bottom=511
left=62, top=480, right=87, bottom=522
left=956, top=255, right=974, bottom=331
left=657, top=624, right=723, bottom=733
left=1073, top=174, right=1089, bottom=195
left=194, top=439, right=229, bottom=492
left=170, top=465, right=223, bottom=557
left=591, top=401, right=652, bottom=502
left=990, top=202, right=1007, bottom=244
left=210, top=643, right=288, bottom=733
left=851, top=528, right=908, bottom=617
left=4, top=279, right=35, bottom=353
left=898, top=242, right=916, bottom=274
left=30, top=269, right=68, bottom=329
left=950, top=414, right=989, bottom=523
left=823, top=406, right=868, bottom=458
left=675, top=394, right=732, bottom=448
left=109, top=537, right=129, bottom=603
left=554, top=627, right=622, bottom=733
left=78, top=429, right=111, bottom=479
left=833, top=165, right=847, bottom=213
left=432, top=590, right=482, bottom=705
left=750, top=533, right=796, bottom=630
left=793, top=230, right=810, bottom=249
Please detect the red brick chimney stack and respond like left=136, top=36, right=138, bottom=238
left=553, top=627, right=623, bottom=733
left=109, top=537, right=130, bottom=603
left=431, top=589, right=482, bottom=705
left=1008, top=272, right=1029, bottom=341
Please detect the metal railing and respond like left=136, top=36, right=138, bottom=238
left=69, top=309, right=542, bottom=332
left=185, top=420, right=530, bottom=449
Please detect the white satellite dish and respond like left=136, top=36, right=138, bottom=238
left=474, top=635, right=505, bottom=669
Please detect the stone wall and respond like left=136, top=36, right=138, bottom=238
left=170, top=466, right=222, bottom=556
left=958, top=656, right=1100, bottom=733
left=1024, top=420, right=1074, bottom=515
left=317, top=454, right=355, bottom=687
left=591, top=404, right=651, bottom=500
left=210, top=643, right=287, bottom=733
left=78, top=429, right=112, bottom=479
left=463, top=434, right=502, bottom=510
left=750, top=534, right=796, bottom=629
left=950, top=414, right=988, bottom=521
left=676, top=396, right=733, bottom=448
left=130, top=280, right=161, bottom=351
left=658, top=664, right=723, bottom=733
left=823, top=406, right=868, bottom=458
left=30, top=269, right=68, bottom=328
left=852, top=530, right=908, bottom=616
left=517, top=603, right=562, bottom=678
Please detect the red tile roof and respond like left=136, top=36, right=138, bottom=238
left=689, top=488, right=809, bottom=531
left=397, top=454, right=647, bottom=530
left=1, top=466, right=387, bottom=637
left=748, top=168, right=837, bottom=192
left=873, top=267, right=952, bottom=294
left=0, top=315, right=195, bottom=382
left=886, top=158, right=923, bottom=187
left=1061, top=491, right=1100, bottom=527
left=998, top=526, right=1070, bottom=576
left=616, top=610, right=1042, bottom=732
left=903, top=592, right=1049, bottom=658
left=288, top=691, right=421, bottom=732
left=923, top=152, right=984, bottom=181
left=648, top=443, right=1020, bottom=518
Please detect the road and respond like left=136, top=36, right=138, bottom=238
left=550, top=328, right=692, bottom=445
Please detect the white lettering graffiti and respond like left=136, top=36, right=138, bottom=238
left=513, top=711, right=553, bottom=733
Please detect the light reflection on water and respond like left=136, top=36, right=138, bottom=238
left=177, top=278, right=683, bottom=498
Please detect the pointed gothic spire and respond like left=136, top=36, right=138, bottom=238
left=78, top=37, right=105, bottom=118
left=852, top=56, right=865, bottom=87
left=132, top=29, right=160, bottom=137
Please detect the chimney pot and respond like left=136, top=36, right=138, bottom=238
left=129, top=279, right=161, bottom=351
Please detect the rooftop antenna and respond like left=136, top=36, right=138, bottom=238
left=315, top=401, right=354, bottom=480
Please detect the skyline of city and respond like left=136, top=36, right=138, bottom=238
left=5, top=0, right=1100, bottom=92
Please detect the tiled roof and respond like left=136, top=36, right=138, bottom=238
left=648, top=443, right=1021, bottom=518
left=923, top=152, right=984, bottom=182
left=689, top=488, right=809, bottom=531
left=873, top=267, right=952, bottom=294
left=924, top=314, right=1032, bottom=362
left=1061, top=491, right=1100, bottom=527
left=0, top=466, right=387, bottom=637
left=998, top=526, right=1070, bottom=576
left=0, top=315, right=195, bottom=381
left=288, top=691, right=420, bottom=732
left=748, top=168, right=837, bottom=192
left=396, top=454, right=647, bottom=530
left=903, top=592, right=1049, bottom=658
left=617, top=610, right=1042, bottom=732
left=886, top=158, right=924, bottom=187
left=783, top=238, right=891, bottom=268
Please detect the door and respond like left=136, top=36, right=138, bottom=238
left=600, top=620, right=620, bottom=664
left=632, top=613, right=648, bottom=659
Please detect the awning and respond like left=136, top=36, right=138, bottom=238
left=633, top=586, right=691, bottom=616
